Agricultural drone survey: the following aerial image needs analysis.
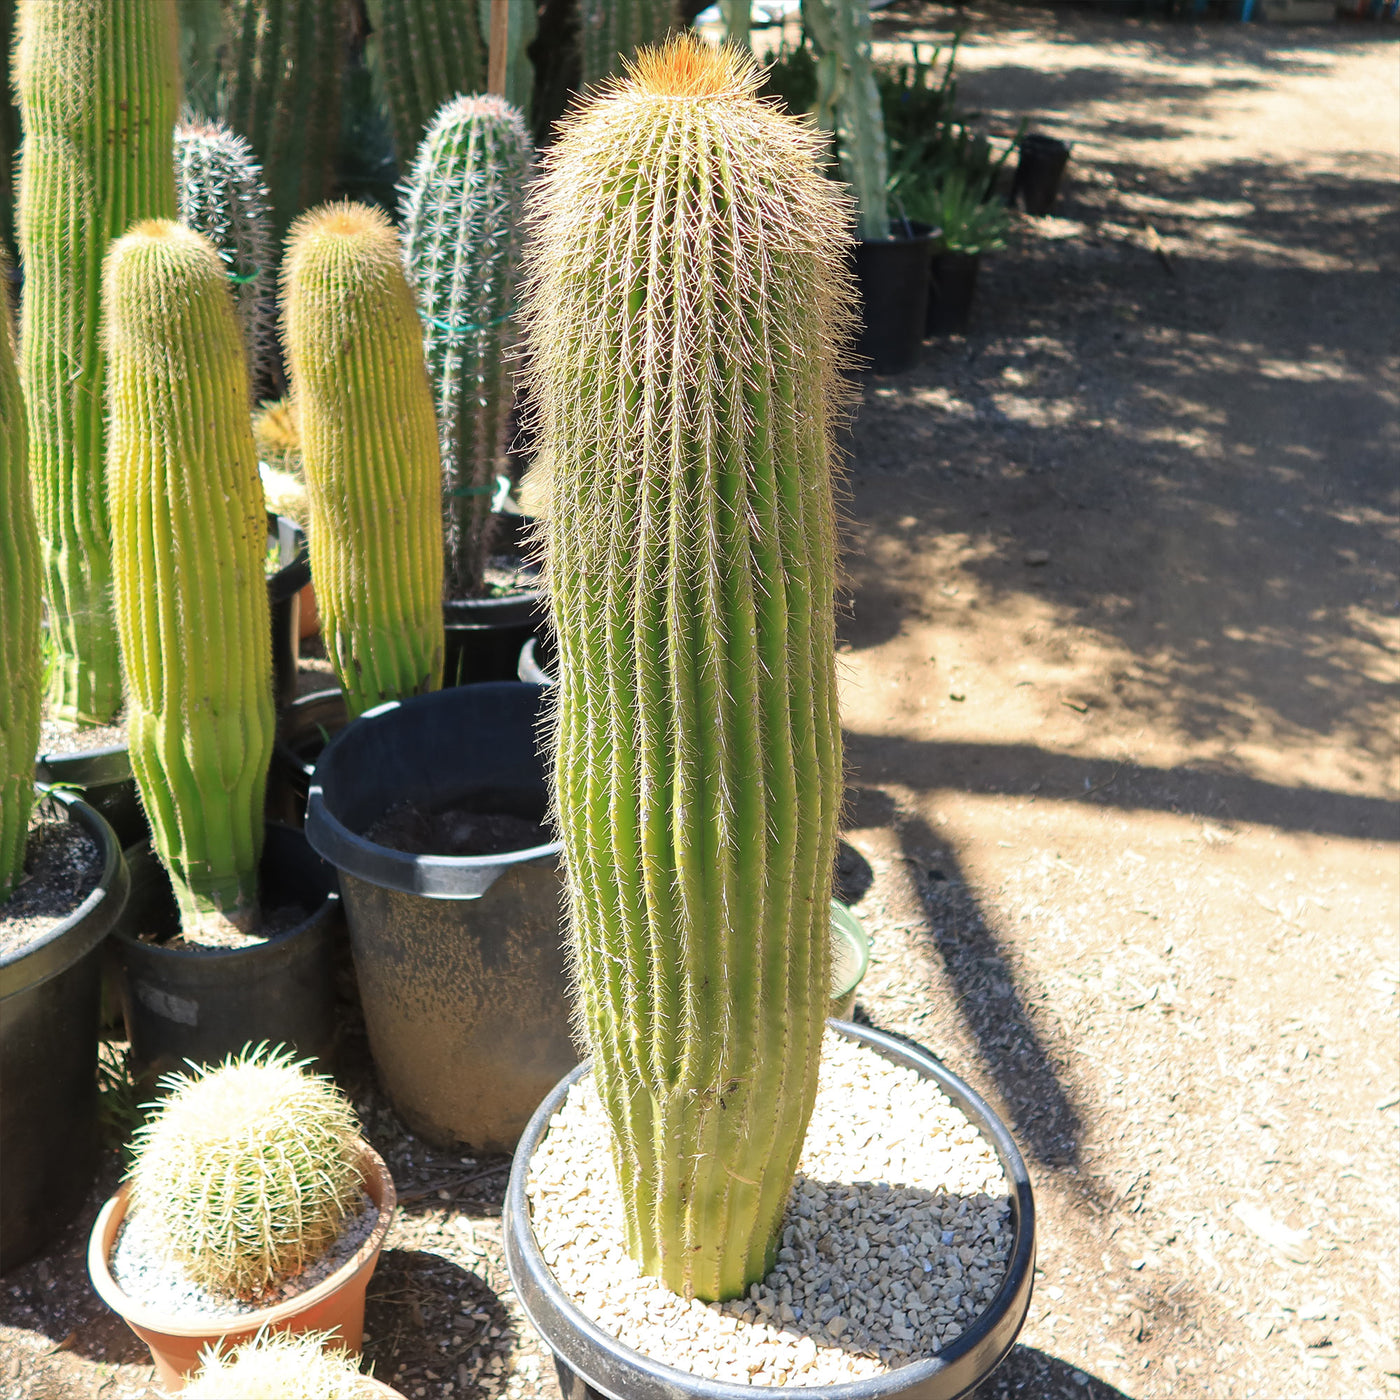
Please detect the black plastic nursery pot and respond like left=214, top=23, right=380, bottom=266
left=267, top=513, right=312, bottom=709
left=110, top=823, right=340, bottom=1084
left=852, top=222, right=937, bottom=376
left=304, top=682, right=578, bottom=1153
left=33, top=741, right=146, bottom=849
left=504, top=1020, right=1037, bottom=1400
left=1012, top=134, right=1070, bottom=217
left=0, top=791, right=129, bottom=1272
left=926, top=253, right=981, bottom=338
left=443, top=590, right=549, bottom=688
left=266, top=687, right=351, bottom=829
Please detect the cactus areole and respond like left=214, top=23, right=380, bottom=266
left=523, top=38, right=855, bottom=1303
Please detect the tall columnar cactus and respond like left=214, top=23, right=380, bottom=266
left=401, top=94, right=532, bottom=600
left=14, top=0, right=179, bottom=726
left=282, top=203, right=445, bottom=717
left=224, top=0, right=348, bottom=241
left=803, top=0, right=890, bottom=240
left=175, top=118, right=276, bottom=396
left=577, top=0, right=679, bottom=90
left=0, top=0, right=18, bottom=264
left=0, top=254, right=38, bottom=903
left=524, top=38, right=854, bottom=1302
left=483, top=0, right=539, bottom=121
left=377, top=0, right=485, bottom=166
left=104, top=221, right=274, bottom=943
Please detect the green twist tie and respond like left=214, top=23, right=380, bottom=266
left=227, top=267, right=261, bottom=285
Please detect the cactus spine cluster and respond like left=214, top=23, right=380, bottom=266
left=577, top=0, right=679, bottom=90
left=14, top=0, right=179, bottom=726
left=224, top=0, right=348, bottom=241
left=803, top=0, right=891, bottom=240
left=402, top=94, right=532, bottom=600
left=282, top=203, right=445, bottom=717
left=377, top=0, right=485, bottom=165
left=0, top=256, right=37, bottom=903
left=104, top=222, right=274, bottom=943
left=175, top=118, right=276, bottom=396
left=524, top=38, right=853, bottom=1301
left=128, top=1046, right=364, bottom=1300
left=184, top=1331, right=384, bottom=1400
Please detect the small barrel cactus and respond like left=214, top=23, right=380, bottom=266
left=523, top=37, right=854, bottom=1301
left=401, top=94, right=532, bottom=600
left=184, top=1330, right=385, bottom=1399
left=128, top=1045, right=364, bottom=1300
left=104, top=220, right=274, bottom=943
left=281, top=202, right=445, bottom=717
left=377, top=0, right=484, bottom=166
left=174, top=117, right=276, bottom=395
left=578, top=0, right=679, bottom=90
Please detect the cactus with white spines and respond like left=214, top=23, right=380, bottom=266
left=523, top=38, right=854, bottom=1301
left=402, top=94, right=532, bottom=600
left=377, top=0, right=485, bottom=165
left=577, top=0, right=679, bottom=90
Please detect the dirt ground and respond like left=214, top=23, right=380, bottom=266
left=3, top=5, right=1396, bottom=1399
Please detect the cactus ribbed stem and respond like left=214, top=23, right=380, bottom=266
left=0, top=253, right=37, bottom=902
left=0, top=1, right=18, bottom=263
left=104, top=221, right=274, bottom=942
left=14, top=0, right=179, bottom=726
left=524, top=38, right=853, bottom=1301
left=282, top=202, right=445, bottom=717
left=401, top=94, right=531, bottom=599
left=378, top=0, right=485, bottom=165
left=577, top=0, right=679, bottom=90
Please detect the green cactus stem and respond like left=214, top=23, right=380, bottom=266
left=281, top=202, right=445, bottom=717
left=401, top=94, right=531, bottom=600
left=0, top=252, right=37, bottom=903
left=523, top=37, right=854, bottom=1302
left=803, top=0, right=890, bottom=240
left=577, top=0, right=679, bottom=91
left=224, top=0, right=348, bottom=242
left=377, top=0, right=485, bottom=166
left=14, top=0, right=179, bottom=726
left=175, top=118, right=276, bottom=396
left=718, top=0, right=750, bottom=51
left=104, top=221, right=274, bottom=943
left=0, top=0, right=18, bottom=264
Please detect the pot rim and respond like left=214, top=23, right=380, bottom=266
left=87, top=1139, right=396, bottom=1340
left=503, top=1020, right=1036, bottom=1400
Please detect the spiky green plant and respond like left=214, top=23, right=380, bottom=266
left=14, top=0, right=179, bottom=726
left=577, top=0, right=678, bottom=90
left=183, top=1330, right=384, bottom=1400
left=376, top=0, right=484, bottom=166
left=224, top=0, right=348, bottom=242
left=281, top=202, right=445, bottom=717
left=401, top=94, right=532, bottom=600
left=0, top=252, right=37, bottom=903
left=175, top=117, right=276, bottom=395
left=128, top=1046, right=364, bottom=1300
left=104, top=221, right=274, bottom=943
left=803, top=0, right=890, bottom=240
left=0, top=0, right=18, bottom=264
left=523, top=38, right=854, bottom=1302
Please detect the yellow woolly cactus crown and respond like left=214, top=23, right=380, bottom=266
left=179, top=1329, right=384, bottom=1400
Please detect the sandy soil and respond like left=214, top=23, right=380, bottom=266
left=2, top=6, right=1396, bottom=1399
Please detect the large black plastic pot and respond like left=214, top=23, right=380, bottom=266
left=110, top=824, right=339, bottom=1084
left=443, top=590, right=549, bottom=688
left=504, top=1021, right=1036, bottom=1400
left=305, top=682, right=577, bottom=1152
left=266, top=688, right=351, bottom=829
left=1013, top=134, right=1070, bottom=217
left=267, top=513, right=311, bottom=708
left=33, top=742, right=145, bottom=849
left=852, top=222, right=937, bottom=375
left=926, top=252, right=981, bottom=337
left=1, top=790, right=129, bottom=1272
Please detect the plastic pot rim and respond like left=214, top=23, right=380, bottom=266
left=443, top=588, right=547, bottom=631
left=33, top=741, right=133, bottom=789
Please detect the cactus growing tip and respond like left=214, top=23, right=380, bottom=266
left=621, top=35, right=761, bottom=100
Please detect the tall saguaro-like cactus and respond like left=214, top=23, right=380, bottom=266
left=105, top=222, right=275, bottom=942
left=14, top=0, right=179, bottom=726
left=577, top=0, right=679, bottom=90
left=377, top=0, right=484, bottom=165
left=524, top=38, right=854, bottom=1301
left=282, top=203, right=445, bottom=717
left=0, top=254, right=38, bottom=902
left=401, top=94, right=532, bottom=600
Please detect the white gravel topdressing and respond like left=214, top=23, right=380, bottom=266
left=108, top=1191, right=379, bottom=1321
left=526, top=1031, right=1015, bottom=1388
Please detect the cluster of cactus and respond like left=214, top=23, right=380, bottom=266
left=376, top=0, right=484, bottom=166
left=523, top=37, right=852, bottom=1301
left=104, top=221, right=275, bottom=943
left=184, top=1330, right=384, bottom=1400
left=127, top=1045, right=364, bottom=1299
left=401, top=94, right=532, bottom=600
left=803, top=0, right=891, bottom=240
left=577, top=0, right=679, bottom=90
left=281, top=202, right=445, bottom=717
left=0, top=256, right=38, bottom=903
left=14, top=0, right=179, bottom=727
left=174, top=118, right=276, bottom=396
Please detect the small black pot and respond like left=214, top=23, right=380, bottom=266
left=1013, top=134, right=1070, bottom=217
left=1, top=791, right=129, bottom=1272
left=267, top=514, right=311, bottom=709
left=926, top=252, right=982, bottom=337
left=443, top=590, right=549, bottom=688
left=305, top=682, right=578, bottom=1153
left=110, top=824, right=340, bottom=1084
left=504, top=1021, right=1036, bottom=1400
left=33, top=742, right=145, bottom=849
left=852, top=222, right=938, bottom=375
left=265, top=688, right=351, bottom=829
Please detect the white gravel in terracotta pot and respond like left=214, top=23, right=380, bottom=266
left=525, top=1030, right=1014, bottom=1388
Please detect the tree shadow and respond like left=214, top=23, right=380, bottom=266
left=973, top=1343, right=1137, bottom=1398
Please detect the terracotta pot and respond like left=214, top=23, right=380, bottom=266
left=88, top=1140, right=396, bottom=1392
